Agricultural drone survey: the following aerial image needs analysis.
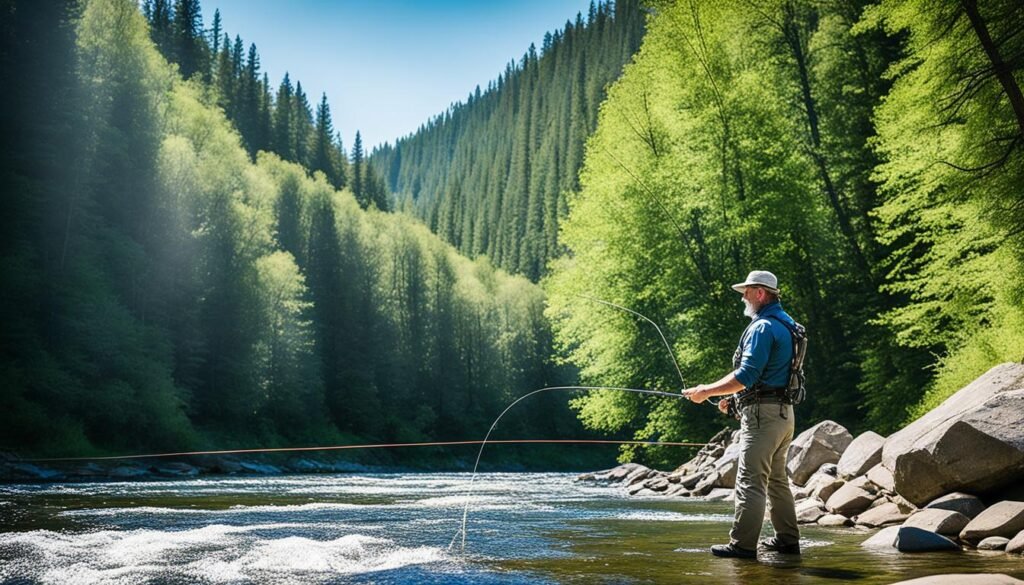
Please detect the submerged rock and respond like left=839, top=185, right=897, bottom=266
left=861, top=525, right=900, bottom=549
left=903, top=509, right=971, bottom=536
left=894, top=526, right=961, bottom=552
left=977, top=536, right=1010, bottom=551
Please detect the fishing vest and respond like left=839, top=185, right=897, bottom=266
left=731, top=315, right=808, bottom=409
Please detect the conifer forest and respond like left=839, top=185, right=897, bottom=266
left=2, top=0, right=1022, bottom=468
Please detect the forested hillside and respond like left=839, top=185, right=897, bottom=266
left=370, top=0, right=645, bottom=280
left=546, top=0, right=1024, bottom=466
left=0, top=0, right=580, bottom=459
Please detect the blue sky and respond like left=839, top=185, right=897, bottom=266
left=204, top=0, right=595, bottom=151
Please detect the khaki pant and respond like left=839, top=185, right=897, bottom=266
left=729, top=400, right=800, bottom=550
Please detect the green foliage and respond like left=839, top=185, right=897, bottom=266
left=371, top=0, right=645, bottom=281
left=545, top=0, right=944, bottom=462
left=863, top=0, right=1024, bottom=417
left=1, top=0, right=579, bottom=459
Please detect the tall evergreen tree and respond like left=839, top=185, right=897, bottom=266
left=313, top=93, right=344, bottom=188
left=351, top=130, right=365, bottom=207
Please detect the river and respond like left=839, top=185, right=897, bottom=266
left=1, top=472, right=1022, bottom=584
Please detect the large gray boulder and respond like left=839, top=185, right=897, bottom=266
left=861, top=525, right=900, bottom=549
left=787, top=421, right=854, bottom=486
left=1007, top=530, right=1024, bottom=554
left=796, top=498, right=827, bottom=523
left=712, top=441, right=742, bottom=488
left=825, top=483, right=875, bottom=516
left=903, top=509, right=971, bottom=536
left=895, top=526, right=961, bottom=552
left=866, top=463, right=896, bottom=493
left=960, top=500, right=1024, bottom=544
left=881, top=363, right=1024, bottom=506
left=855, top=502, right=910, bottom=528
left=838, top=431, right=885, bottom=479
left=925, top=492, right=986, bottom=519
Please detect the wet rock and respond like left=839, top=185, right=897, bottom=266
left=855, top=502, right=909, bottom=528
left=151, top=462, right=199, bottom=477
left=705, top=488, right=734, bottom=502
left=679, top=472, right=704, bottom=489
left=894, top=526, right=961, bottom=552
left=977, top=536, right=1010, bottom=551
left=960, top=501, right=1024, bottom=544
left=861, top=525, right=900, bottom=549
left=624, top=467, right=658, bottom=487
left=826, top=484, right=875, bottom=516
left=926, top=492, right=986, bottom=519
left=108, top=465, right=148, bottom=479
left=664, top=484, right=691, bottom=497
left=881, top=363, right=1024, bottom=506
left=796, top=498, right=827, bottom=523
left=288, top=459, right=330, bottom=473
left=592, top=463, right=643, bottom=484
left=645, top=477, right=670, bottom=492
left=903, top=509, right=971, bottom=536
left=5, top=463, right=63, bottom=481
left=691, top=472, right=719, bottom=496
left=818, top=514, right=853, bottom=527
left=238, top=461, right=282, bottom=475
left=1006, top=530, right=1024, bottom=554
left=787, top=421, right=854, bottom=486
left=74, top=463, right=107, bottom=478
left=838, top=431, right=885, bottom=479
left=888, top=574, right=1024, bottom=585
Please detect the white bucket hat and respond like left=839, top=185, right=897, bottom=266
left=731, top=270, right=779, bottom=293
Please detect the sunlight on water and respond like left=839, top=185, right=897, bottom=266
left=2, top=472, right=1023, bottom=584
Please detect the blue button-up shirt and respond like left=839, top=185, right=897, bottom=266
left=733, top=300, right=795, bottom=389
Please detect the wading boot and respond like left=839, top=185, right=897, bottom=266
left=759, top=537, right=800, bottom=555
left=710, top=543, right=757, bottom=559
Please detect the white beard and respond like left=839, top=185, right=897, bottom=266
left=743, top=298, right=759, bottom=319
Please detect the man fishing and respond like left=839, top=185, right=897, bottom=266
left=681, top=270, right=801, bottom=559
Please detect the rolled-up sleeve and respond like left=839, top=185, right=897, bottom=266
left=733, top=321, right=771, bottom=388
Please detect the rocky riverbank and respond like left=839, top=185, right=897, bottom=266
left=578, top=362, right=1024, bottom=561
left=0, top=454, right=393, bottom=483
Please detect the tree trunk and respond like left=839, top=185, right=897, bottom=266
left=961, top=0, right=1024, bottom=138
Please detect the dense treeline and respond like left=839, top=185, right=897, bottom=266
left=0, top=0, right=581, bottom=458
left=370, top=0, right=645, bottom=281
left=546, top=0, right=1024, bottom=467
left=142, top=0, right=391, bottom=210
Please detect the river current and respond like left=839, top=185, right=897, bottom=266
left=1, top=472, right=1022, bottom=584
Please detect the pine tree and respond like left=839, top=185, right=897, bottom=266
left=313, top=93, right=344, bottom=188
left=273, top=73, right=295, bottom=160
left=351, top=130, right=365, bottom=207
left=172, top=0, right=207, bottom=80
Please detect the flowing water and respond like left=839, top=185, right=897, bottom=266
left=1, top=472, right=1022, bottom=584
